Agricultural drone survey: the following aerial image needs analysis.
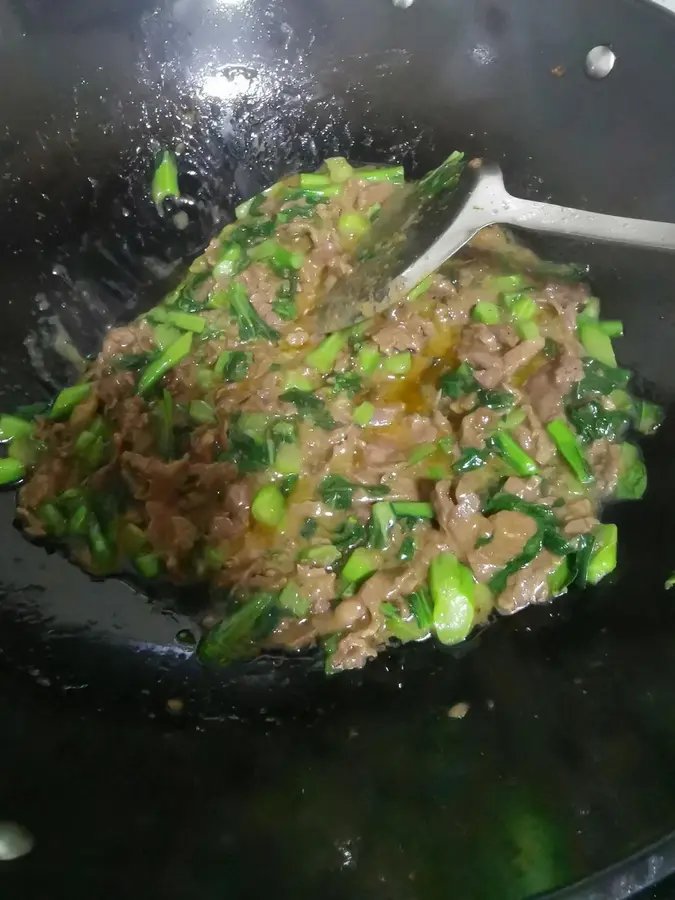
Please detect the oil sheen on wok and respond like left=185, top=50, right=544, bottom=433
left=1, top=153, right=661, bottom=674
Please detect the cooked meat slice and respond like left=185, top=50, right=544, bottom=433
left=513, top=405, right=556, bottom=465
left=98, top=321, right=155, bottom=366
left=329, top=633, right=379, bottom=671
left=372, top=310, right=432, bottom=354
left=563, top=517, right=598, bottom=536
left=432, top=480, right=491, bottom=559
left=236, top=265, right=285, bottom=329
left=503, top=476, right=542, bottom=502
left=459, top=407, right=500, bottom=449
left=467, top=510, right=538, bottom=583
left=145, top=501, right=199, bottom=564
left=497, top=551, right=561, bottom=614
left=587, top=439, right=622, bottom=495
left=502, top=336, right=545, bottom=378
left=525, top=353, right=583, bottom=423
left=296, top=565, right=337, bottom=615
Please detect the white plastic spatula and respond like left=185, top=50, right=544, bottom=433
left=316, top=156, right=675, bottom=334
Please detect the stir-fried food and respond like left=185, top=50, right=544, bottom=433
left=2, top=153, right=662, bottom=672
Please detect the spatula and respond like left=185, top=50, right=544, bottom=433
left=316, top=155, right=675, bottom=334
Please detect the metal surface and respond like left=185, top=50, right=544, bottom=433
left=2, top=0, right=675, bottom=898
left=319, top=160, right=675, bottom=333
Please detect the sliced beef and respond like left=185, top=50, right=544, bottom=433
left=497, top=550, right=560, bottom=614
left=502, top=476, right=542, bottom=502
left=459, top=406, right=500, bottom=450
left=588, top=439, right=622, bottom=495
left=467, top=510, right=537, bottom=583
left=432, top=480, right=491, bottom=559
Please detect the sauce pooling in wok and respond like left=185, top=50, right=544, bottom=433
left=4, top=153, right=662, bottom=672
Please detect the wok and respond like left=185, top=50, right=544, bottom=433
left=2, top=0, right=675, bottom=897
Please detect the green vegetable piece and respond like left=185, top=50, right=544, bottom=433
left=547, top=418, right=594, bottom=484
left=476, top=388, right=515, bottom=410
left=318, top=474, right=355, bottom=510
left=517, top=320, right=540, bottom=342
left=0, top=415, right=33, bottom=442
left=382, top=602, right=428, bottom=643
left=325, top=157, right=354, bottom=183
left=507, top=293, right=537, bottom=321
left=166, top=310, right=206, bottom=334
left=198, top=592, right=278, bottom=666
left=391, top=501, right=435, bottom=520
left=272, top=285, right=298, bottom=322
left=279, top=581, right=310, bottom=618
left=587, top=523, right=618, bottom=585
left=341, top=547, right=381, bottom=585
left=368, top=501, right=396, bottom=550
left=502, top=408, right=527, bottom=430
left=152, top=150, right=179, bottom=211
left=226, top=282, right=280, bottom=343
left=666, top=573, right=675, bottom=590
left=279, top=389, right=336, bottom=430
left=483, top=493, right=557, bottom=525
left=488, top=273, right=529, bottom=293
left=275, top=443, right=302, bottom=476
left=88, top=517, right=115, bottom=572
left=215, top=350, right=251, bottom=382
left=398, top=534, right=416, bottom=562
left=68, top=504, right=89, bottom=536
left=50, top=383, right=92, bottom=420
left=567, top=401, right=631, bottom=444
left=489, top=528, right=545, bottom=595
left=490, top=431, right=539, bottom=477
left=582, top=296, right=601, bottom=320
left=300, top=544, right=341, bottom=566
left=213, top=243, right=247, bottom=279
left=429, top=552, right=475, bottom=645
left=437, top=362, right=478, bottom=399
left=332, top=517, right=367, bottom=553
left=189, top=400, right=216, bottom=424
left=249, top=239, right=305, bottom=271
left=548, top=559, right=571, bottom=597
left=353, top=401, right=375, bottom=427
left=408, top=443, right=437, bottom=465
left=135, top=553, right=161, bottom=579
left=453, top=447, right=489, bottom=474
left=331, top=372, right=362, bottom=397
left=338, top=213, right=369, bottom=240
left=154, top=324, right=181, bottom=351
left=616, top=443, right=647, bottom=500
left=284, top=371, right=314, bottom=392
left=437, top=435, right=455, bottom=454
left=306, top=332, right=348, bottom=375
left=357, top=345, right=382, bottom=376
left=407, top=586, right=434, bottom=631
left=573, top=533, right=596, bottom=588
left=472, top=301, right=502, bottom=325
left=579, top=321, right=617, bottom=368
left=598, top=320, right=623, bottom=338
left=299, top=172, right=331, bottom=188
left=408, top=276, right=433, bottom=302
left=418, top=152, right=464, bottom=197
left=138, top=332, right=193, bottom=395
left=573, top=359, right=631, bottom=400
left=635, top=400, right=664, bottom=436
left=39, top=502, right=67, bottom=536
left=355, top=165, right=405, bottom=184
left=382, top=351, right=412, bottom=376
left=251, top=484, right=286, bottom=528
left=300, top=518, right=318, bottom=539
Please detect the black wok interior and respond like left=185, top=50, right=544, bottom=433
left=3, top=0, right=675, bottom=897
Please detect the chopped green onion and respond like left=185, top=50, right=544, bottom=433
left=166, top=310, right=206, bottom=334
left=39, top=502, right=67, bottom=536
left=472, top=301, right=502, bottom=325
left=382, top=351, right=412, bottom=376
left=50, top=383, right=92, bottom=420
left=355, top=166, right=405, bottom=184
left=151, top=150, right=179, bottom=211
left=0, top=415, right=33, bottom=442
left=226, top=282, right=280, bottom=343
left=490, top=432, right=539, bottom=477
left=507, top=293, right=537, bottom=321
left=598, top=320, right=623, bottom=338
left=306, top=332, right=348, bottom=374
left=357, top=345, right=382, bottom=376
left=341, top=547, right=381, bottom=584
left=213, top=243, right=247, bottom=279
left=634, top=400, right=663, bottom=435
left=547, top=419, right=594, bottom=484
left=391, top=501, right=435, bottom=520
left=579, top=321, right=617, bottom=368
left=428, top=552, right=475, bottom=645
left=284, top=370, right=314, bottom=392
left=587, top=523, right=617, bottom=585
left=318, top=474, right=355, bottom=510
left=408, top=276, right=433, bottom=302
left=489, top=273, right=529, bottom=293
left=251, top=484, right=286, bottom=528
left=154, top=324, right=181, bottom=351
left=279, top=581, right=310, bottom=618
left=408, top=586, right=434, bottom=632
left=249, top=240, right=305, bottom=272
left=299, top=173, right=332, bottom=188
left=353, top=401, right=375, bottom=427
left=502, top=408, right=527, bottom=430
left=516, top=320, right=540, bottom=342
left=300, top=544, right=341, bottom=566
left=437, top=362, right=477, bottom=399
left=198, top=592, right=278, bottom=666
left=215, top=350, right=251, bottom=382
left=338, top=213, right=369, bottom=241
left=398, top=535, right=416, bottom=562
left=138, top=332, right=193, bottom=395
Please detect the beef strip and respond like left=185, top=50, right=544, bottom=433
left=467, top=510, right=537, bottom=583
